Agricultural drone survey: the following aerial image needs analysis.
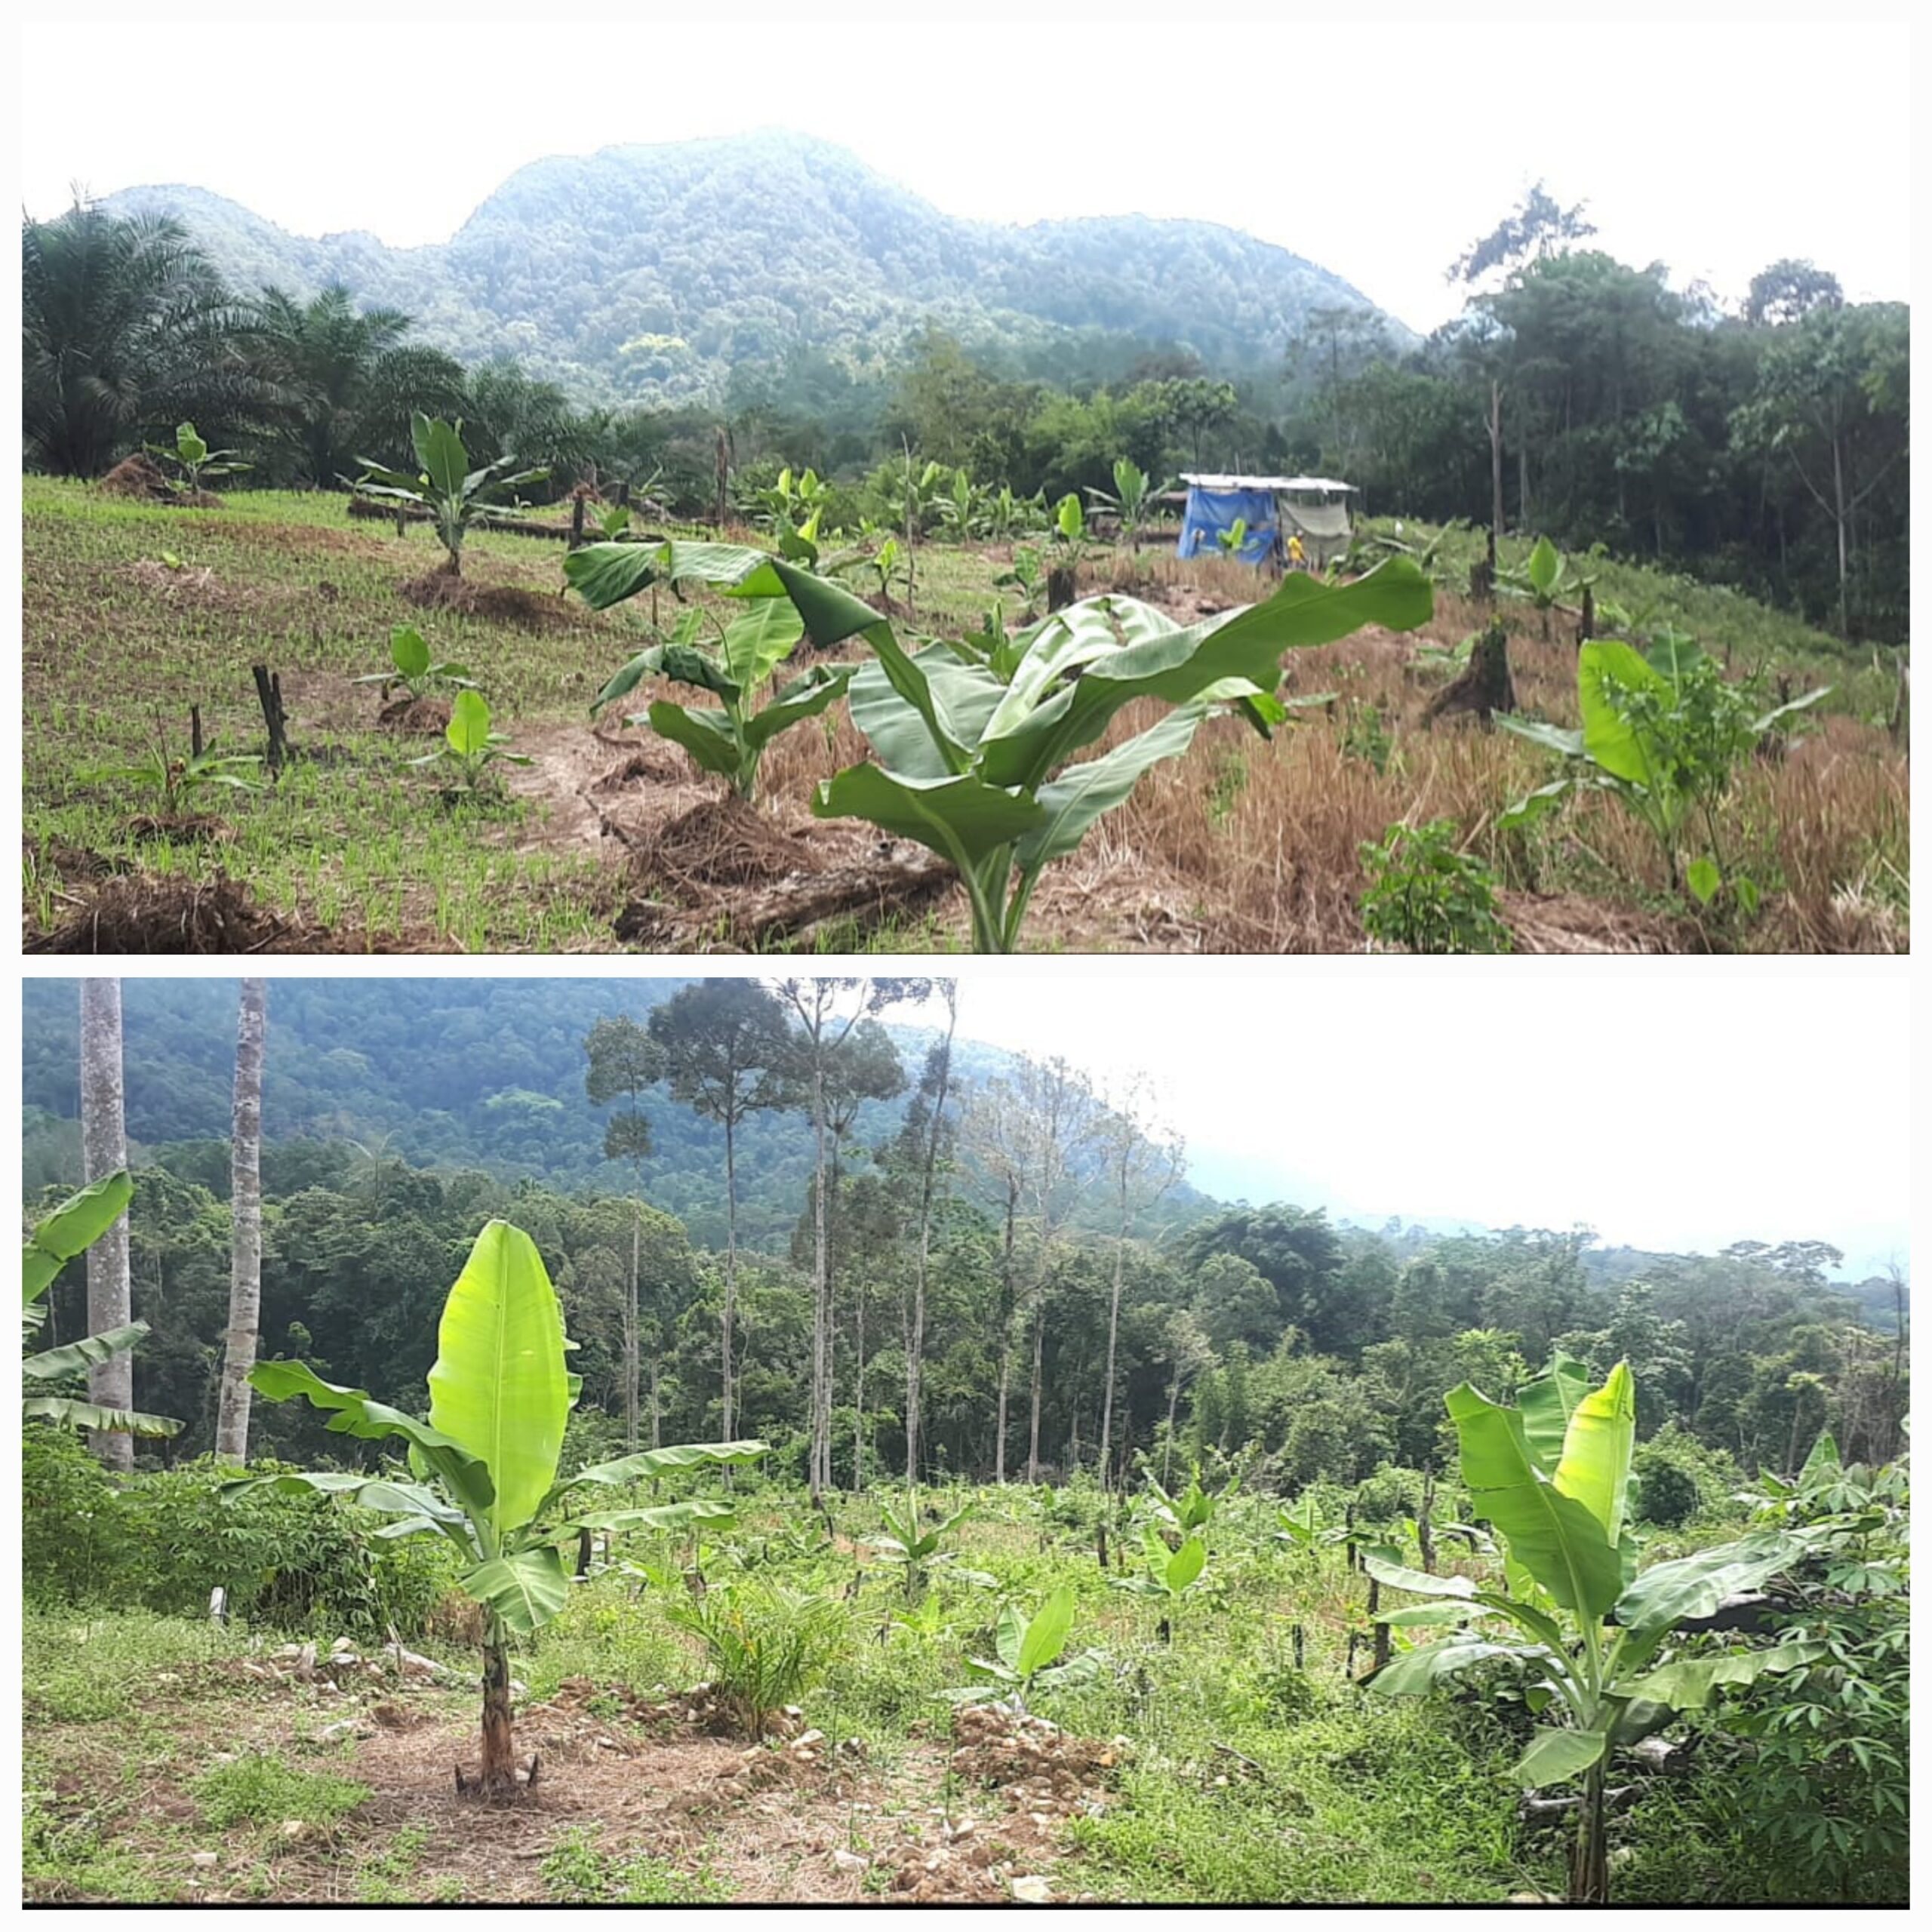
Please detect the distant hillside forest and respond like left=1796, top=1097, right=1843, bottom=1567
left=22, top=153, right=1909, bottom=641
left=23, top=978, right=1906, bottom=1493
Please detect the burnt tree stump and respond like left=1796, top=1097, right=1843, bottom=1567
left=251, top=666, right=291, bottom=774
left=1423, top=620, right=1515, bottom=728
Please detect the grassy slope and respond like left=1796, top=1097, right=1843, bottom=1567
left=20, top=481, right=1908, bottom=952
left=22, top=1494, right=1546, bottom=1905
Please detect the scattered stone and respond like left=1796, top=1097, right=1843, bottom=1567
left=278, top=1820, right=312, bottom=1844
left=832, top=1849, right=869, bottom=1874
left=1011, top=1875, right=1052, bottom=1903
left=189, top=1851, right=220, bottom=1870
left=313, top=1719, right=374, bottom=1745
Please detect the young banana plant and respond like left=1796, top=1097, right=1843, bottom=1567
left=566, top=537, right=1430, bottom=950
left=586, top=596, right=851, bottom=801
left=868, top=1498, right=975, bottom=1595
left=943, top=1586, right=1103, bottom=1712
left=355, top=414, right=548, bottom=576
left=22, top=1172, right=182, bottom=1439
left=226, top=1219, right=767, bottom=1796
left=1366, top=1354, right=1817, bottom=1902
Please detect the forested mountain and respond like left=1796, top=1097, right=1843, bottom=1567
left=18, top=978, right=1211, bottom=1252
left=100, top=132, right=1402, bottom=407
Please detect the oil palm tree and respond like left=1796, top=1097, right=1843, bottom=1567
left=22, top=201, right=254, bottom=478
left=246, top=285, right=466, bottom=486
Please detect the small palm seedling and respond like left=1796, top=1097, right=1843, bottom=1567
left=1365, top=1354, right=1820, bottom=1903
left=229, top=1218, right=767, bottom=1795
left=414, top=690, right=531, bottom=791
left=23, top=1172, right=182, bottom=1438
left=868, top=1498, right=975, bottom=1596
left=1498, top=634, right=1828, bottom=906
left=664, top=1580, right=848, bottom=1737
left=147, top=420, right=249, bottom=494
left=97, top=736, right=263, bottom=814
left=355, top=413, right=549, bottom=577
left=943, top=1586, right=1103, bottom=1712
left=355, top=624, right=477, bottom=703
left=586, top=597, right=852, bottom=802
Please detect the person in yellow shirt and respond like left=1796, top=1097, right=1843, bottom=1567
left=1287, top=530, right=1306, bottom=570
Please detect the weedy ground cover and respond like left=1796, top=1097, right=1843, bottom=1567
left=22, top=482, right=1905, bottom=952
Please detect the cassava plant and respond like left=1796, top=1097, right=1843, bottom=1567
left=355, top=413, right=548, bottom=576
left=585, top=595, right=852, bottom=801
left=1499, top=635, right=1829, bottom=906
left=23, top=1171, right=182, bottom=1439
left=1365, top=1353, right=1819, bottom=1903
left=566, top=539, right=1430, bottom=948
left=227, top=1218, right=767, bottom=1795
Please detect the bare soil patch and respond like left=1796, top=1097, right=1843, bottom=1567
left=377, top=695, right=453, bottom=735
left=398, top=570, right=574, bottom=630
left=98, top=454, right=175, bottom=501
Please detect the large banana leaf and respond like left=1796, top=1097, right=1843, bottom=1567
left=1015, top=709, right=1208, bottom=872
left=411, top=413, right=469, bottom=500
left=462, top=1548, right=571, bottom=1638
left=23, top=1319, right=151, bottom=1380
left=1446, top=1381, right=1623, bottom=1619
left=1552, top=1361, right=1635, bottom=1543
left=1369, top=1637, right=1537, bottom=1694
left=742, top=666, right=854, bottom=751
left=1517, top=1351, right=1591, bottom=1474
left=23, top=1171, right=132, bottom=1301
left=813, top=764, right=1045, bottom=869
left=848, top=648, right=1008, bottom=782
left=250, top=1358, right=497, bottom=1526
left=537, top=1500, right=740, bottom=1540
left=1017, top=1586, right=1075, bottom=1677
left=643, top=702, right=743, bottom=780
left=1611, top=1531, right=1803, bottom=1641
left=1620, top=1639, right=1824, bottom=1710
left=426, top=1220, right=570, bottom=1539
left=1516, top=1726, right=1608, bottom=1788
left=720, top=600, right=804, bottom=691
left=23, top=1395, right=181, bottom=1436
left=1362, top=1555, right=1477, bottom=1599
left=977, top=560, right=1431, bottom=790
left=537, top=1438, right=770, bottom=1519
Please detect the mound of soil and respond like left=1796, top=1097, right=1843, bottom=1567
left=946, top=1703, right=1130, bottom=1817
left=377, top=694, right=454, bottom=734
left=163, top=488, right=225, bottom=510
left=97, top=453, right=174, bottom=500
left=398, top=571, right=572, bottom=629
left=26, top=873, right=280, bottom=953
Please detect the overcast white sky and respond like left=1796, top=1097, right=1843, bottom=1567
left=912, top=965, right=1912, bottom=1276
left=15, top=11, right=1914, bottom=334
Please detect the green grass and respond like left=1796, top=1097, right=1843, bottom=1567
left=540, top=1826, right=735, bottom=1903
left=191, top=1752, right=371, bottom=1831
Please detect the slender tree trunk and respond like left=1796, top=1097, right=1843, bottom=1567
left=477, top=1615, right=518, bottom=1796
left=721, top=1115, right=737, bottom=1441
left=1099, top=1163, right=1128, bottom=1485
left=810, top=1060, right=829, bottom=1499
left=214, top=978, right=267, bottom=1461
left=853, top=1275, right=866, bottom=1492
left=78, top=980, right=133, bottom=1473
left=1832, top=432, right=1850, bottom=638
left=993, top=1180, right=1017, bottom=1484
left=1488, top=381, right=1505, bottom=565
left=623, top=1191, right=641, bottom=1452
left=648, top=1352, right=661, bottom=1451
left=906, top=997, right=957, bottom=1494
left=1026, top=1301, right=1047, bottom=1482
left=1163, top=1373, right=1181, bottom=1487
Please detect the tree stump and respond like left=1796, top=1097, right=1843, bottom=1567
left=1577, top=583, right=1595, bottom=645
left=251, top=666, right=291, bottom=774
left=1423, top=620, right=1516, bottom=728
left=1468, top=557, right=1494, bottom=604
left=1047, top=565, right=1076, bottom=612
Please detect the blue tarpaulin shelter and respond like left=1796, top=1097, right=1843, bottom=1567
left=1174, top=474, right=1357, bottom=568
left=1176, top=485, right=1278, bottom=565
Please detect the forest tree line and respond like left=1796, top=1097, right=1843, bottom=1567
left=23, top=186, right=1908, bottom=640
left=29, top=977, right=1907, bottom=1511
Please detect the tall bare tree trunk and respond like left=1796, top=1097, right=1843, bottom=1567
left=1489, top=380, right=1505, bottom=566
left=905, top=994, right=958, bottom=1494
left=721, top=1118, right=737, bottom=1441
left=79, top=980, right=133, bottom=1472
left=1026, top=1301, right=1047, bottom=1483
left=624, top=1199, right=641, bottom=1451
left=1099, top=1161, right=1128, bottom=1486
left=992, top=1182, right=1017, bottom=1485
left=810, top=1062, right=829, bottom=1498
left=215, top=977, right=267, bottom=1461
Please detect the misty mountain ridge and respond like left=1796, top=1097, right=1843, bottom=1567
left=100, top=130, right=1408, bottom=406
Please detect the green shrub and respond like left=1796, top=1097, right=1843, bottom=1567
left=664, top=1580, right=848, bottom=1736
left=22, top=1441, right=461, bottom=1638
left=1632, top=1423, right=1743, bottom=1528
left=1358, top=820, right=1512, bottom=954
